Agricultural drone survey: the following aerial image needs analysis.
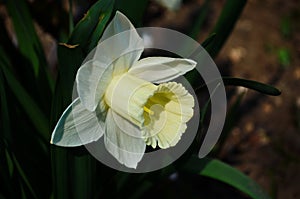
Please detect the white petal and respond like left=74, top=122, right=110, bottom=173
left=104, top=109, right=146, bottom=168
left=50, top=98, right=105, bottom=146
left=95, top=11, right=144, bottom=75
left=77, top=60, right=113, bottom=111
left=128, top=57, right=196, bottom=83
left=77, top=12, right=144, bottom=111
left=100, top=11, right=142, bottom=43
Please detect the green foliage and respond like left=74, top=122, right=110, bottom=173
left=6, top=0, right=46, bottom=76
left=223, top=77, right=281, bottom=96
left=0, top=48, right=49, bottom=143
left=114, top=0, right=149, bottom=27
left=205, top=0, right=247, bottom=58
left=183, top=156, right=271, bottom=199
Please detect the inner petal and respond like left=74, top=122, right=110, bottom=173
left=142, top=82, right=194, bottom=149
left=104, top=73, right=157, bottom=128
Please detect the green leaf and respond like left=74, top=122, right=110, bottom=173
left=223, top=77, right=281, bottom=96
left=188, top=33, right=217, bottom=61
left=183, top=156, right=271, bottom=199
left=6, top=0, right=47, bottom=77
left=50, top=147, right=69, bottom=199
left=20, top=183, right=28, bottom=199
left=10, top=151, right=39, bottom=199
left=114, top=0, right=149, bottom=27
left=201, top=33, right=217, bottom=49
left=68, top=0, right=74, bottom=34
left=189, top=0, right=211, bottom=40
left=205, top=0, right=247, bottom=58
left=0, top=48, right=49, bottom=143
left=5, top=150, right=14, bottom=178
left=50, top=147, right=97, bottom=199
left=0, top=67, right=11, bottom=143
left=70, top=154, right=97, bottom=199
left=51, top=45, right=85, bottom=124
left=5, top=0, right=54, bottom=111
left=68, top=0, right=114, bottom=52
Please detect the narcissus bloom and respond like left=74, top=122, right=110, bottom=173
left=51, top=11, right=196, bottom=168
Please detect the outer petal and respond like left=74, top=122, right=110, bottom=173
left=100, top=11, right=141, bottom=43
left=76, top=60, right=113, bottom=111
left=128, top=57, right=197, bottom=83
left=104, top=109, right=146, bottom=168
left=50, top=98, right=105, bottom=146
left=77, top=11, right=144, bottom=111
left=95, top=11, right=144, bottom=76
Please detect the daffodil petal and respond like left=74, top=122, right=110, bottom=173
left=77, top=11, right=144, bottom=111
left=96, top=11, right=144, bottom=76
left=100, top=11, right=140, bottom=43
left=77, top=60, right=113, bottom=111
left=143, top=82, right=194, bottom=149
left=128, top=57, right=197, bottom=83
left=104, top=109, right=146, bottom=168
left=50, top=98, right=105, bottom=146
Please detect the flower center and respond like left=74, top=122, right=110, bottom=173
left=104, top=73, right=157, bottom=127
left=143, top=106, right=154, bottom=115
left=104, top=73, right=194, bottom=149
left=142, top=82, right=195, bottom=149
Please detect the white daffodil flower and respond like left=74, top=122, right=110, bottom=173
left=51, top=11, right=196, bottom=168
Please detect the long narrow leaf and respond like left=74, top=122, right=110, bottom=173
left=183, top=156, right=271, bottom=199
left=223, top=77, right=281, bottom=96
left=205, top=0, right=247, bottom=58
left=0, top=48, right=49, bottom=143
left=6, top=0, right=47, bottom=76
left=0, top=68, right=11, bottom=143
left=201, top=33, right=217, bottom=49
left=9, top=151, right=38, bottom=199
left=189, top=0, right=210, bottom=40
left=5, top=0, right=55, bottom=112
left=50, top=147, right=69, bottom=199
left=68, top=0, right=74, bottom=34
left=114, top=0, right=148, bottom=27
left=195, top=77, right=281, bottom=96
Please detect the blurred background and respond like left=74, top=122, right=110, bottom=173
left=146, top=1, right=300, bottom=198
left=0, top=0, right=299, bottom=198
